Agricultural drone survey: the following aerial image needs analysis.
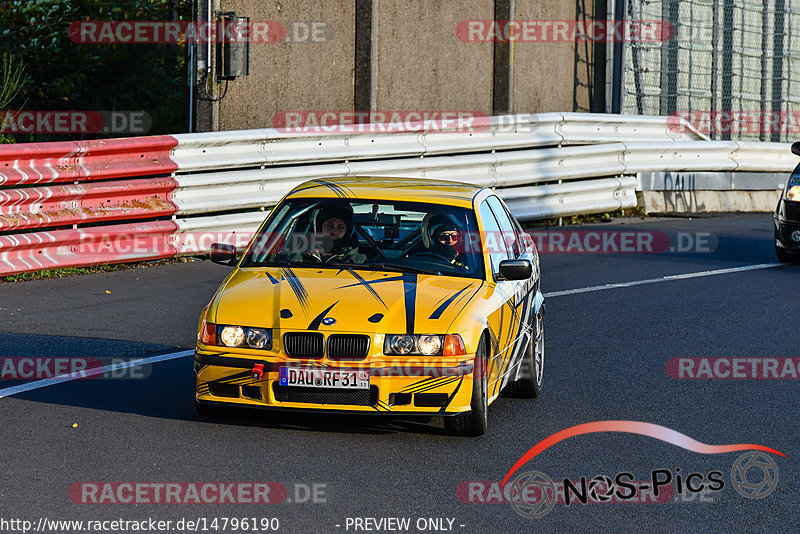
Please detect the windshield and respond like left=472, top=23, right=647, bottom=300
left=242, top=198, right=485, bottom=279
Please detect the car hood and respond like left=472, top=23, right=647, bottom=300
left=211, top=267, right=484, bottom=334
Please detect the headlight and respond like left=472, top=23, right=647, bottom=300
left=786, top=175, right=800, bottom=201
left=246, top=328, right=270, bottom=349
left=384, top=334, right=466, bottom=356
left=388, top=334, right=417, bottom=355
left=205, top=325, right=272, bottom=350
left=384, top=334, right=462, bottom=356
left=417, top=334, right=442, bottom=355
left=220, top=326, right=245, bottom=347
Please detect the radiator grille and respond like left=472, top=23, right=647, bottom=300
left=284, top=332, right=324, bottom=359
left=327, top=334, right=370, bottom=360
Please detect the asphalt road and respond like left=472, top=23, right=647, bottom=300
left=0, top=213, right=797, bottom=533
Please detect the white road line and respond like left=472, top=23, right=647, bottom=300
left=0, top=349, right=194, bottom=399
left=544, top=262, right=785, bottom=298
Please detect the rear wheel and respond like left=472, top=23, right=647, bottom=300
left=507, top=310, right=544, bottom=398
left=445, top=338, right=488, bottom=437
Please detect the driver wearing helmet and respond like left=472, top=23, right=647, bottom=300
left=427, top=215, right=468, bottom=270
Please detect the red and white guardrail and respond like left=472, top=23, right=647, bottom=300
left=0, top=113, right=794, bottom=276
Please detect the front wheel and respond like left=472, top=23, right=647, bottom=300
left=507, top=310, right=544, bottom=398
left=444, top=338, right=488, bottom=437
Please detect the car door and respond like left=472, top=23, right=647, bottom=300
left=485, top=195, right=535, bottom=392
left=477, top=198, right=515, bottom=399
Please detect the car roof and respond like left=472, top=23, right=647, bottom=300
left=285, top=177, right=485, bottom=208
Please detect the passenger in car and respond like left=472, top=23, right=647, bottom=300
left=302, top=203, right=367, bottom=264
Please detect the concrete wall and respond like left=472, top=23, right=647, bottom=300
left=639, top=171, right=785, bottom=213
left=215, top=0, right=355, bottom=131
left=371, top=0, right=494, bottom=112
left=512, top=0, right=593, bottom=113
left=204, top=0, right=594, bottom=131
left=641, top=190, right=781, bottom=213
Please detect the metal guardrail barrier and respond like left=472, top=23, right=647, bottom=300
left=0, top=136, right=178, bottom=186
left=0, top=113, right=793, bottom=276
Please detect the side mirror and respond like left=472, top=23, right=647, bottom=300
left=792, top=141, right=800, bottom=156
left=497, top=259, right=532, bottom=281
left=209, top=243, right=237, bottom=266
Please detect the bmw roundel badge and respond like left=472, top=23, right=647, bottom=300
left=322, top=317, right=336, bottom=326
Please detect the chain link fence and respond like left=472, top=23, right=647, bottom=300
left=621, top=0, right=800, bottom=142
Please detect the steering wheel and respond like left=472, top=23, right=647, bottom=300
left=301, top=252, right=324, bottom=264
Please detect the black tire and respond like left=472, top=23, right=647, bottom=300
left=445, top=338, right=488, bottom=437
left=776, top=246, right=798, bottom=263
left=506, top=310, right=544, bottom=398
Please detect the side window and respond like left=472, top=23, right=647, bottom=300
left=479, top=199, right=511, bottom=275
left=487, top=196, right=520, bottom=258
left=496, top=196, right=533, bottom=254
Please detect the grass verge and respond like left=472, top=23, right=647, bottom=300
left=521, top=207, right=648, bottom=229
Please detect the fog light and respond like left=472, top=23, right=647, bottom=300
left=792, top=230, right=800, bottom=243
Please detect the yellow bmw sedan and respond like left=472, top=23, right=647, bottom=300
left=194, top=177, right=544, bottom=436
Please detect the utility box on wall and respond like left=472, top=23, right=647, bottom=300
left=217, top=13, right=250, bottom=81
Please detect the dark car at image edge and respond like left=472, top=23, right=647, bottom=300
left=774, top=141, right=800, bottom=262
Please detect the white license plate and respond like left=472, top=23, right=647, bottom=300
left=279, top=367, right=370, bottom=389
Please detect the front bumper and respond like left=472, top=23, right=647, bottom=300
left=194, top=349, right=476, bottom=415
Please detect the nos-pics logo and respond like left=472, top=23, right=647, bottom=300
left=501, top=421, right=783, bottom=519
